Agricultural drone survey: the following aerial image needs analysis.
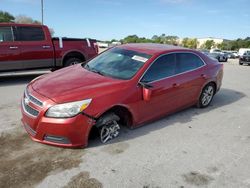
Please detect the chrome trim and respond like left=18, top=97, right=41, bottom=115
left=25, top=88, right=43, bottom=107
left=86, top=38, right=91, bottom=47
left=21, top=99, right=39, bottom=118
left=10, top=26, right=15, bottom=41
left=139, top=51, right=207, bottom=84
left=59, top=37, right=63, bottom=48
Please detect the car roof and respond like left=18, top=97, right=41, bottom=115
left=0, top=23, right=45, bottom=27
left=119, top=43, right=188, bottom=55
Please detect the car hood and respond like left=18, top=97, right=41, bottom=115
left=31, top=64, right=126, bottom=103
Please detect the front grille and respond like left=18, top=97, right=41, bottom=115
left=22, top=99, right=39, bottom=117
left=29, top=95, right=43, bottom=107
left=25, top=89, right=43, bottom=107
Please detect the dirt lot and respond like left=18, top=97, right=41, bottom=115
left=0, top=59, right=250, bottom=188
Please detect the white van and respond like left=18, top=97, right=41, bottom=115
left=238, top=48, right=250, bottom=57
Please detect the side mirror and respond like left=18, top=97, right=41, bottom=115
left=138, top=82, right=153, bottom=101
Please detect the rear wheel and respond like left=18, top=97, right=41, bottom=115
left=198, top=83, right=215, bottom=108
left=96, top=113, right=120, bottom=144
left=64, top=57, right=82, bottom=67
left=239, top=61, right=243, bottom=65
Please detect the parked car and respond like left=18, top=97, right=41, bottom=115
left=199, top=49, right=209, bottom=55
left=239, top=48, right=250, bottom=58
left=225, top=52, right=236, bottom=59
left=0, top=23, right=98, bottom=72
left=232, top=51, right=239, bottom=58
left=210, top=49, right=222, bottom=53
left=21, top=44, right=223, bottom=148
left=208, top=52, right=227, bottom=62
left=239, top=51, right=250, bottom=65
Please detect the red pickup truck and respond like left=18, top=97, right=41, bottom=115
left=0, top=23, right=98, bottom=72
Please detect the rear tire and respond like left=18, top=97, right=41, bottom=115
left=239, top=61, right=243, bottom=65
left=64, top=57, right=82, bottom=67
left=198, top=83, right=215, bottom=108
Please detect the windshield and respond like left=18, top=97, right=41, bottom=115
left=83, top=48, right=152, bottom=80
left=244, top=51, right=250, bottom=55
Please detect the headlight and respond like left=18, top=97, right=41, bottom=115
left=45, top=99, right=92, bottom=118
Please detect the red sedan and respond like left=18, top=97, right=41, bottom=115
left=21, top=44, right=223, bottom=148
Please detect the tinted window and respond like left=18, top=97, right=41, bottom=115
left=176, top=53, right=204, bottom=74
left=0, top=27, right=13, bottom=42
left=142, top=54, right=176, bottom=82
left=18, top=26, right=45, bottom=41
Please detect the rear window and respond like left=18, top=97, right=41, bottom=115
left=18, top=26, right=45, bottom=41
left=244, top=51, right=250, bottom=55
left=0, top=26, right=13, bottom=42
left=176, top=53, right=205, bottom=74
left=142, top=54, right=176, bottom=82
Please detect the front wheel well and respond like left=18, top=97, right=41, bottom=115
left=97, top=106, right=133, bottom=128
left=63, top=52, right=86, bottom=66
left=88, top=106, right=133, bottom=141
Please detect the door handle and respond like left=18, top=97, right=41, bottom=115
left=9, top=46, right=18, bottom=49
left=201, top=74, right=208, bottom=79
left=172, top=83, right=180, bottom=88
left=42, top=45, right=51, bottom=49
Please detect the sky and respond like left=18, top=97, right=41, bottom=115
left=1, top=0, right=250, bottom=40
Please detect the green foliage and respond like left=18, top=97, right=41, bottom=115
left=0, top=11, right=15, bottom=22
left=15, top=15, right=41, bottom=24
left=201, top=40, right=215, bottom=50
left=182, top=38, right=199, bottom=49
left=121, top=34, right=179, bottom=45
left=217, top=38, right=250, bottom=50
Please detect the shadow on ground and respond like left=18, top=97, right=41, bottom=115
left=0, top=72, right=49, bottom=87
left=88, top=88, right=246, bottom=148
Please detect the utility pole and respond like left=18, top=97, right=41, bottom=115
left=41, top=0, right=44, bottom=24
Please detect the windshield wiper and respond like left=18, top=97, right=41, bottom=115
left=83, top=64, right=106, bottom=77
left=90, top=68, right=105, bottom=76
left=83, top=64, right=90, bottom=70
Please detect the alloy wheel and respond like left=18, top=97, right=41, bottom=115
left=100, top=120, right=120, bottom=143
left=201, top=85, right=214, bottom=106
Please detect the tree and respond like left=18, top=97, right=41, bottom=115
left=182, top=38, right=199, bottom=49
left=0, top=11, right=15, bottom=22
left=111, top=39, right=118, bottom=43
left=165, top=36, right=179, bottom=45
left=151, top=35, right=161, bottom=43
left=202, top=40, right=215, bottom=50
left=122, top=35, right=139, bottom=43
left=15, top=15, right=41, bottom=24
left=182, top=38, right=189, bottom=47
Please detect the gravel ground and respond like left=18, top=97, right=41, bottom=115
left=0, top=59, right=250, bottom=188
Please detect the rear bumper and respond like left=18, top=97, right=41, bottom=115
left=21, top=87, right=94, bottom=148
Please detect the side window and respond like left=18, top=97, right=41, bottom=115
left=18, top=26, right=45, bottom=41
left=0, top=27, right=13, bottom=42
left=176, top=53, right=204, bottom=74
left=142, top=54, right=176, bottom=82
